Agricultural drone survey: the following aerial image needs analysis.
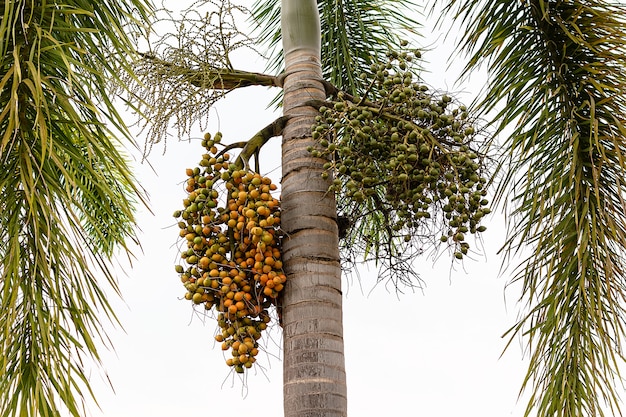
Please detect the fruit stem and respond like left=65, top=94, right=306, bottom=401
left=234, top=116, right=291, bottom=171
left=138, top=52, right=280, bottom=90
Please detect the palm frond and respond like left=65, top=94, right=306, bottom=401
left=0, top=1, right=152, bottom=416
left=251, top=0, right=421, bottom=95
left=442, top=0, right=626, bottom=415
left=321, top=0, right=421, bottom=95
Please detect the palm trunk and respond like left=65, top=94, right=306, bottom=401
left=280, top=1, right=348, bottom=416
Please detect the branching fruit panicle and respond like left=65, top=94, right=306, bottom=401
left=310, top=48, right=491, bottom=286
left=173, top=133, right=284, bottom=373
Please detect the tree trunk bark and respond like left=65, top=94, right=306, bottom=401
left=280, top=1, right=348, bottom=417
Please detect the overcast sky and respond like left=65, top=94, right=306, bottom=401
left=75, top=4, right=548, bottom=417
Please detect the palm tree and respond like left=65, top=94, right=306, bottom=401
left=134, top=2, right=419, bottom=416
left=152, top=1, right=626, bottom=416
left=270, top=2, right=422, bottom=415
left=278, top=2, right=347, bottom=415
left=3, top=1, right=626, bottom=417
left=0, top=1, right=152, bottom=416
left=115, top=0, right=626, bottom=416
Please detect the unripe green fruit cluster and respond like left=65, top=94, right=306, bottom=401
left=310, top=50, right=490, bottom=259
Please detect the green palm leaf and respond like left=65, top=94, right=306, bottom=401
left=441, top=0, right=626, bottom=415
left=0, top=1, right=152, bottom=416
left=251, top=0, right=420, bottom=95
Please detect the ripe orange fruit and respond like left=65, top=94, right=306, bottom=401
left=199, top=257, right=210, bottom=269
left=177, top=146, right=287, bottom=373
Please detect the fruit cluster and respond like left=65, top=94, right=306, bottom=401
left=311, top=48, right=490, bottom=261
left=173, top=133, right=284, bottom=373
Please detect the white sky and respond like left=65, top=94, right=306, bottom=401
left=72, top=3, right=584, bottom=417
